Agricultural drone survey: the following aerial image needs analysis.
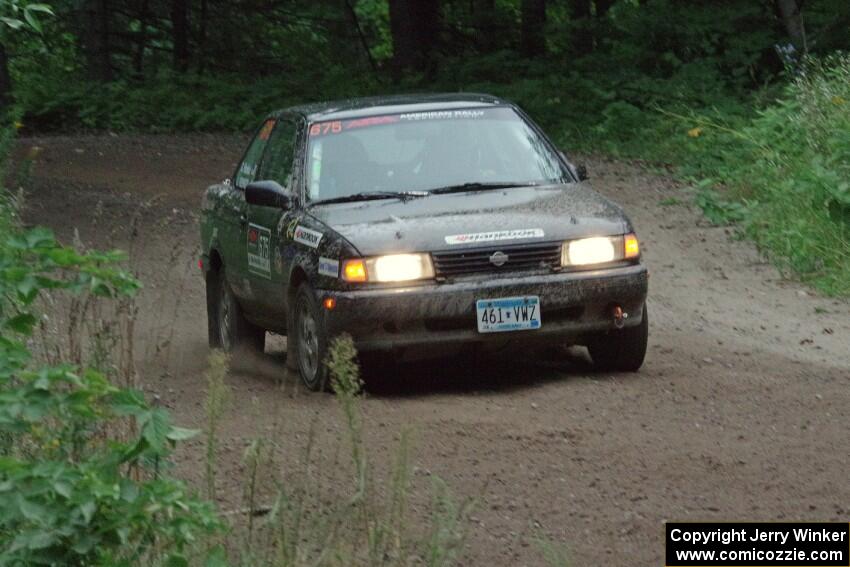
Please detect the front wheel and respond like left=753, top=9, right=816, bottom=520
left=293, top=284, right=329, bottom=391
left=208, top=269, right=265, bottom=353
left=586, top=305, right=648, bottom=372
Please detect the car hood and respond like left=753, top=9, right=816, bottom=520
left=308, top=183, right=632, bottom=256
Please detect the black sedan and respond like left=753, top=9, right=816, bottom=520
left=200, top=93, right=648, bottom=390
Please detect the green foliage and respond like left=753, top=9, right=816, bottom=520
left=694, top=188, right=749, bottom=225
left=0, top=122, right=222, bottom=565
left=326, top=333, right=363, bottom=398
left=327, top=333, right=365, bottom=492
left=15, top=70, right=381, bottom=132
left=0, top=0, right=52, bottom=33
left=2, top=0, right=812, bottom=134
left=203, top=350, right=229, bottom=502
left=653, top=56, right=850, bottom=295
left=534, top=535, right=571, bottom=567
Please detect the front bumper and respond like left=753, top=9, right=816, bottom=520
left=320, top=264, right=648, bottom=352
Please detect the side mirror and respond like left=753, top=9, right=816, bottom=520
left=559, top=151, right=589, bottom=182
left=245, top=180, right=292, bottom=209
left=575, top=163, right=589, bottom=181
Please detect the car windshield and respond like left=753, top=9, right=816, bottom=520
left=305, top=106, right=567, bottom=202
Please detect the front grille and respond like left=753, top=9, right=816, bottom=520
left=432, top=242, right=561, bottom=277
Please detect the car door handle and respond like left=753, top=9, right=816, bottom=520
left=239, top=214, right=248, bottom=226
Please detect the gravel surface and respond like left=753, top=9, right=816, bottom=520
left=18, top=134, right=850, bottom=566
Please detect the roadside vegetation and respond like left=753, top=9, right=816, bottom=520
left=0, top=121, right=224, bottom=564
left=656, top=57, right=850, bottom=296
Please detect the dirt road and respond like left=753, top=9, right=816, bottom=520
left=19, top=134, right=850, bottom=566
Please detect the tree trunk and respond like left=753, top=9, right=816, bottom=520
left=0, top=41, right=12, bottom=111
left=596, top=0, right=615, bottom=17
left=389, top=0, right=440, bottom=76
left=344, top=0, right=377, bottom=74
left=570, top=0, right=592, bottom=56
left=82, top=0, right=112, bottom=81
left=415, top=0, right=440, bottom=70
left=593, top=0, right=615, bottom=48
left=777, top=0, right=807, bottom=53
left=474, top=0, right=497, bottom=52
left=520, top=0, right=546, bottom=57
left=197, top=0, right=208, bottom=74
left=389, top=0, right=414, bottom=74
left=171, top=0, right=190, bottom=72
left=133, top=0, right=150, bottom=76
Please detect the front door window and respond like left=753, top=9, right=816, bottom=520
left=235, top=119, right=275, bottom=189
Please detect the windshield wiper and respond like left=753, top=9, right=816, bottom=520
left=309, top=182, right=540, bottom=204
left=428, top=181, right=540, bottom=195
left=310, top=190, right=429, bottom=205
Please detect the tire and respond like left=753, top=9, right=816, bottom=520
left=209, top=269, right=265, bottom=353
left=293, top=284, right=329, bottom=391
left=206, top=269, right=223, bottom=349
left=587, top=305, right=648, bottom=372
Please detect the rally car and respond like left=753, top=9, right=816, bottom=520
left=200, top=93, right=648, bottom=390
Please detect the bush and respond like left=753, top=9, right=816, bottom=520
left=0, top=122, right=223, bottom=565
left=663, top=56, right=850, bottom=295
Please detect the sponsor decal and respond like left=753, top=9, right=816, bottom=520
left=445, top=228, right=544, bottom=245
left=283, top=215, right=300, bottom=240
left=309, top=117, right=399, bottom=138
left=318, top=257, right=339, bottom=278
left=346, top=115, right=399, bottom=129
left=307, top=109, right=496, bottom=138
left=247, top=223, right=271, bottom=278
left=399, top=109, right=485, bottom=121
left=293, top=225, right=323, bottom=249
left=258, top=119, right=275, bottom=141
left=309, top=121, right=343, bottom=136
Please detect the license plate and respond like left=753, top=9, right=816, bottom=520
left=476, top=296, right=541, bottom=333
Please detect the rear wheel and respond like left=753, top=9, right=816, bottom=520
left=587, top=305, right=648, bottom=372
left=208, top=269, right=265, bottom=352
left=293, top=284, right=329, bottom=391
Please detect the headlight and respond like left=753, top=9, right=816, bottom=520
left=342, top=253, right=435, bottom=283
left=561, top=233, right=639, bottom=267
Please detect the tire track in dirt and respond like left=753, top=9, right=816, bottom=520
left=19, top=135, right=850, bottom=567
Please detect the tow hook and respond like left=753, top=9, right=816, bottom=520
left=612, top=305, right=628, bottom=329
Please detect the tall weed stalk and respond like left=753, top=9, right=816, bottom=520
left=224, top=335, right=472, bottom=567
